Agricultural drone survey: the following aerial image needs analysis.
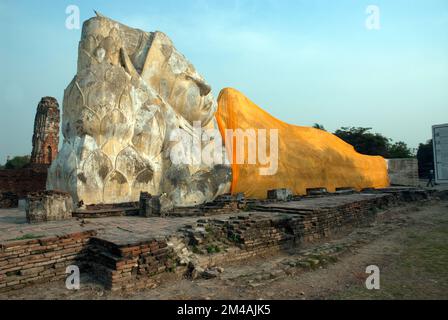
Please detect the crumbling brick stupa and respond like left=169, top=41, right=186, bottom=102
left=30, top=97, right=60, bottom=166
left=0, top=97, right=59, bottom=206
left=47, top=13, right=231, bottom=208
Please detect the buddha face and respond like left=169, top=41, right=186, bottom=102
left=80, top=17, right=216, bottom=127
left=139, top=31, right=217, bottom=126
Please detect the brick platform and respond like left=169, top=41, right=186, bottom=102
left=0, top=189, right=430, bottom=293
left=0, top=230, right=94, bottom=291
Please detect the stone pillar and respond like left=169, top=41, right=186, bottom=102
left=139, top=192, right=161, bottom=217
left=139, top=192, right=174, bottom=217
left=30, top=97, right=60, bottom=166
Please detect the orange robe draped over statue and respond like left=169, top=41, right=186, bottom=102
left=215, top=88, right=389, bottom=199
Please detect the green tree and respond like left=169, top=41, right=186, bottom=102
left=334, top=127, right=390, bottom=157
left=416, top=140, right=434, bottom=178
left=4, top=155, right=30, bottom=169
left=388, top=141, right=413, bottom=158
left=312, top=123, right=326, bottom=131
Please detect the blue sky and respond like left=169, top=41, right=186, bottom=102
left=0, top=0, right=447, bottom=163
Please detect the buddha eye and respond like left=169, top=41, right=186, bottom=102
left=185, top=74, right=211, bottom=96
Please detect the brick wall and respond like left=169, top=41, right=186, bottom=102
left=0, top=230, right=95, bottom=292
left=387, top=158, right=419, bottom=186
left=0, top=167, right=48, bottom=198
left=86, top=237, right=177, bottom=291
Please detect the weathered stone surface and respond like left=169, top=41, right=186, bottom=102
left=47, top=14, right=231, bottom=207
left=26, top=191, right=73, bottom=223
left=30, top=97, right=60, bottom=166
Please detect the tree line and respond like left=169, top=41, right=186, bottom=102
left=0, top=155, right=30, bottom=170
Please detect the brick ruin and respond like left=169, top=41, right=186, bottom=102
left=0, top=97, right=60, bottom=208
left=0, top=231, right=94, bottom=291
left=0, top=188, right=431, bottom=293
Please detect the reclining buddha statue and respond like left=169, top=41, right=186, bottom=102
left=47, top=13, right=389, bottom=206
left=215, top=88, right=389, bottom=199
left=47, top=13, right=232, bottom=207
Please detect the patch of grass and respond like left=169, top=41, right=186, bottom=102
left=332, top=223, right=448, bottom=300
left=206, top=244, right=221, bottom=254
left=228, top=233, right=241, bottom=243
left=401, top=225, right=448, bottom=277
left=167, top=262, right=177, bottom=273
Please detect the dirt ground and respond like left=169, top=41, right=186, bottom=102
left=1, top=199, right=447, bottom=300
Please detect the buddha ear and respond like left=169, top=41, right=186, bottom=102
left=119, top=47, right=139, bottom=78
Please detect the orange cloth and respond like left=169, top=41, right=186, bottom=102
left=215, top=88, right=389, bottom=199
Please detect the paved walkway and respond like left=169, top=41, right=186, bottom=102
left=0, top=192, right=410, bottom=246
left=0, top=209, right=209, bottom=244
left=0, top=208, right=279, bottom=245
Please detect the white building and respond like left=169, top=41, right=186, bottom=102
left=432, top=124, right=448, bottom=184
